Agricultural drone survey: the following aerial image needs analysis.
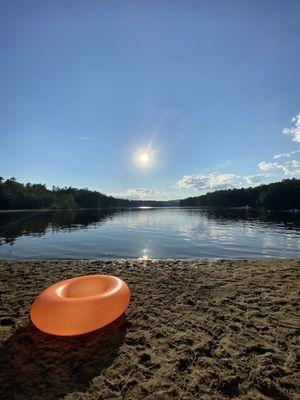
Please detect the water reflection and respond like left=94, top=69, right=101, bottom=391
left=187, top=207, right=300, bottom=228
left=0, top=209, right=119, bottom=245
left=138, top=248, right=150, bottom=260
left=0, top=208, right=299, bottom=259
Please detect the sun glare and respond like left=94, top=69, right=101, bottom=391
left=140, top=152, right=150, bottom=164
left=135, top=148, right=154, bottom=167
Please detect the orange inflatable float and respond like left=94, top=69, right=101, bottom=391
left=30, top=275, right=130, bottom=336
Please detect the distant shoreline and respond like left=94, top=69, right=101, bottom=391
left=0, top=208, right=126, bottom=213
left=1, top=178, right=299, bottom=211
left=0, top=206, right=299, bottom=214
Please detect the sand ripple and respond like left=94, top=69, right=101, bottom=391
left=0, top=259, right=299, bottom=399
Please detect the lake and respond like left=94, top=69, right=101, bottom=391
left=0, top=208, right=299, bottom=260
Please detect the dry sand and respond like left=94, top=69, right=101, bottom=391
left=0, top=259, right=299, bottom=400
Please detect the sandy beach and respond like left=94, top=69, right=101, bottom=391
left=0, top=259, right=299, bottom=400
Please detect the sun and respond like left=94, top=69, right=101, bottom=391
left=135, top=148, right=154, bottom=167
left=139, top=152, right=150, bottom=164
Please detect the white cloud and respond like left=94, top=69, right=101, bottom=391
left=256, top=114, right=300, bottom=179
left=258, top=161, right=279, bottom=171
left=122, top=188, right=163, bottom=200
left=176, top=172, right=237, bottom=191
left=243, top=174, right=271, bottom=186
left=177, top=164, right=299, bottom=196
left=281, top=160, right=300, bottom=177
left=273, top=149, right=300, bottom=159
left=283, top=114, right=300, bottom=142
left=258, top=159, right=300, bottom=178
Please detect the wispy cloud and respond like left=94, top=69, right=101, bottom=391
left=176, top=171, right=276, bottom=193
left=79, top=136, right=92, bottom=141
left=255, top=115, right=300, bottom=178
left=121, top=188, right=163, bottom=200
left=175, top=113, right=300, bottom=197
left=176, top=172, right=237, bottom=191
left=273, top=149, right=300, bottom=159
left=258, top=160, right=300, bottom=177
left=282, top=160, right=300, bottom=177
left=258, top=161, right=279, bottom=171
left=243, top=174, right=271, bottom=186
left=283, top=114, right=300, bottom=143
left=218, top=160, right=233, bottom=168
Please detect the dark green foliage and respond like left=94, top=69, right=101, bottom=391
left=1, top=177, right=298, bottom=210
left=180, top=179, right=300, bottom=209
left=0, top=177, right=178, bottom=210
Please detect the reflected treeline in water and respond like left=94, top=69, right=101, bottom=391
left=0, top=209, right=121, bottom=245
left=0, top=208, right=299, bottom=259
left=1, top=207, right=300, bottom=247
left=183, top=207, right=300, bottom=230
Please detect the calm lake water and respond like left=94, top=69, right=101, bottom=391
left=0, top=208, right=299, bottom=260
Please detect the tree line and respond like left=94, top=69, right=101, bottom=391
left=180, top=179, right=300, bottom=209
left=0, top=177, right=177, bottom=210
left=1, top=177, right=299, bottom=210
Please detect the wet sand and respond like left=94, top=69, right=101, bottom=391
left=0, top=259, right=299, bottom=399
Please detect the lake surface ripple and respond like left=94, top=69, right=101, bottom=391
left=0, top=208, right=299, bottom=259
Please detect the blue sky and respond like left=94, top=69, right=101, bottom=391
left=0, top=1, right=299, bottom=200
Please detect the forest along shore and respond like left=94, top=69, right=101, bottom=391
left=0, top=259, right=299, bottom=400
left=1, top=177, right=299, bottom=210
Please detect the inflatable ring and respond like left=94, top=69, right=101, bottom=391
left=30, top=275, right=130, bottom=336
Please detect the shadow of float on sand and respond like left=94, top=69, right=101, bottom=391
left=0, top=314, right=128, bottom=400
